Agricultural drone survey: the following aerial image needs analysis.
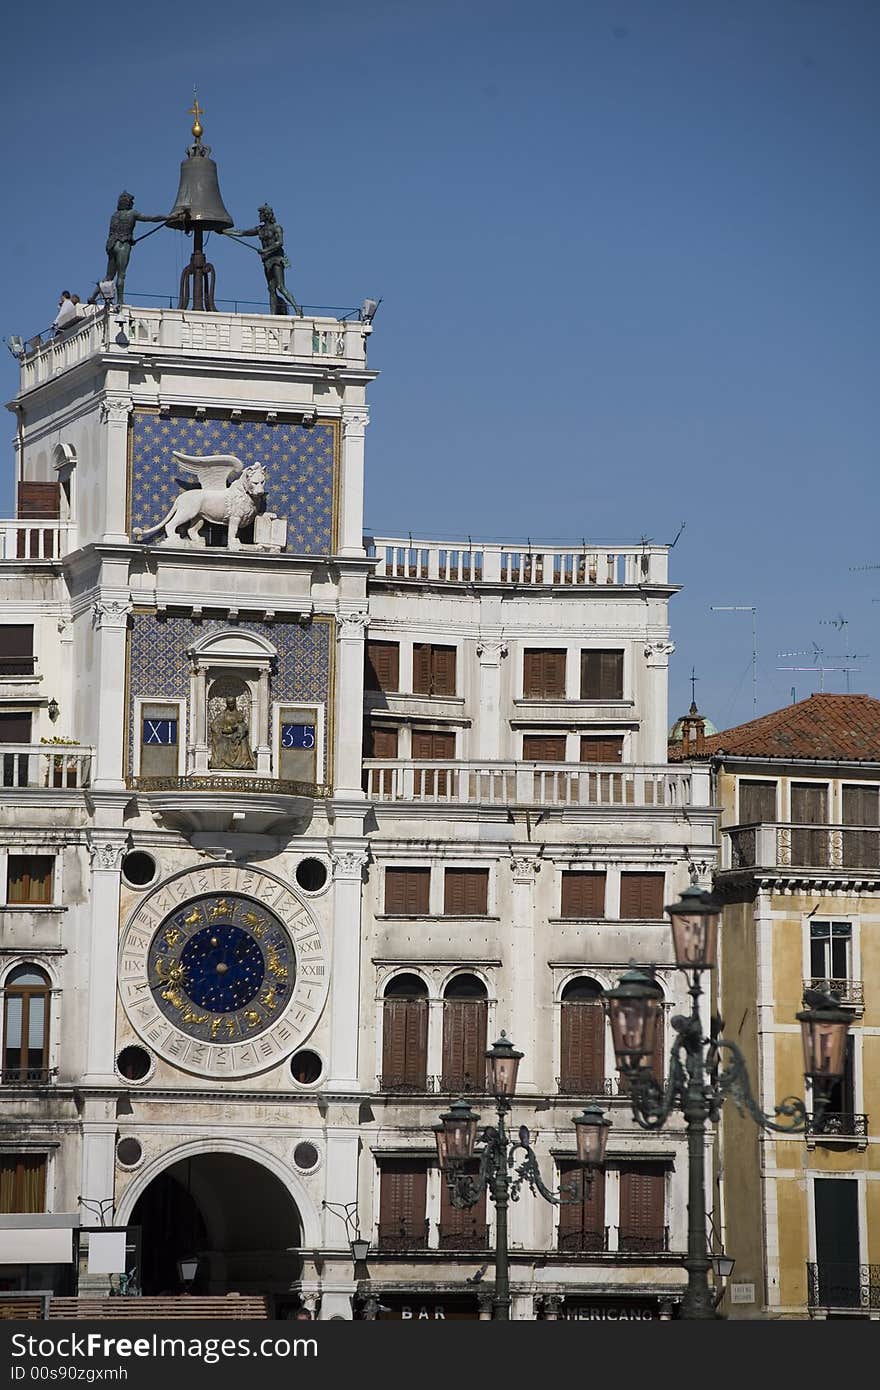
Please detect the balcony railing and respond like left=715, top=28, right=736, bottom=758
left=437, top=1225, right=490, bottom=1251
left=803, top=977, right=864, bottom=1009
left=556, top=1076, right=613, bottom=1097
left=0, top=1066, right=53, bottom=1085
left=1, top=746, right=93, bottom=789
left=378, top=1073, right=434, bottom=1094
left=17, top=307, right=368, bottom=392
left=376, top=1221, right=430, bottom=1253
left=615, top=1227, right=670, bottom=1255
left=438, top=1073, right=487, bottom=1095
left=0, top=521, right=75, bottom=562
left=367, top=538, right=668, bottom=587
left=723, top=823, right=880, bottom=874
left=364, top=761, right=699, bottom=809
left=558, top=1228, right=609, bottom=1254
left=807, top=1263, right=880, bottom=1311
left=805, top=1112, right=868, bottom=1141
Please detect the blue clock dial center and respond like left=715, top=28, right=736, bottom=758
left=179, top=924, right=265, bottom=1012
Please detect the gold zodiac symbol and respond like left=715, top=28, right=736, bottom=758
left=243, top=911, right=266, bottom=937
left=181, top=1006, right=209, bottom=1025
left=260, top=985, right=278, bottom=1011
left=266, top=944, right=289, bottom=982
left=184, top=908, right=201, bottom=927
left=164, top=926, right=182, bottom=947
left=210, top=898, right=234, bottom=920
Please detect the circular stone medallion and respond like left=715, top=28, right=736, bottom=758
left=119, top=865, right=329, bottom=1079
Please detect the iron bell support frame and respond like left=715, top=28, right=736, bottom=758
left=165, top=101, right=234, bottom=311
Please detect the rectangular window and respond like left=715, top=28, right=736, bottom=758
left=791, top=783, right=829, bottom=867
left=411, top=729, right=455, bottom=797
left=378, top=1160, right=428, bottom=1251
left=276, top=704, right=319, bottom=785
left=444, top=868, right=489, bottom=916
left=365, top=640, right=399, bottom=693
left=560, top=872, right=606, bottom=919
left=619, top=872, right=665, bottom=919
left=842, top=784, right=880, bottom=869
left=439, top=1160, right=487, bottom=1250
left=557, top=1162, right=606, bottom=1253
left=580, top=650, right=624, bottom=700
left=522, top=734, right=566, bottom=762
left=579, top=736, right=624, bottom=764
left=0, top=1155, right=47, bottom=1213
left=18, top=482, right=60, bottom=519
left=809, top=921, right=852, bottom=984
left=618, top=1164, right=666, bottom=1253
left=412, top=644, right=457, bottom=697
left=138, top=702, right=181, bottom=781
left=814, top=1179, right=860, bottom=1307
left=738, top=780, right=777, bottom=824
left=7, top=856, right=54, bottom=905
left=0, top=626, right=35, bottom=678
left=365, top=724, right=398, bottom=759
left=384, top=867, right=430, bottom=915
left=523, top=649, right=566, bottom=699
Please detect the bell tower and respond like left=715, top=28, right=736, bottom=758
left=164, top=100, right=234, bottom=310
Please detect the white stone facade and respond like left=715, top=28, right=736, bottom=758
left=0, top=305, right=716, bottom=1318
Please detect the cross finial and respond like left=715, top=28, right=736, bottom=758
left=189, top=92, right=204, bottom=141
left=690, top=666, right=699, bottom=709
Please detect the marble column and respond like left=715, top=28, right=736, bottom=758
left=339, top=411, right=368, bottom=556
left=334, top=610, right=369, bottom=798
left=91, top=596, right=131, bottom=791
left=83, top=839, right=126, bottom=1085
left=326, top=847, right=369, bottom=1087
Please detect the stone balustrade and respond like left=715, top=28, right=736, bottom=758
left=0, top=745, right=93, bottom=790
left=363, top=760, right=698, bottom=807
left=366, top=537, right=668, bottom=586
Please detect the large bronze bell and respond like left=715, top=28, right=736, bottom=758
left=166, top=142, right=233, bottom=232
left=166, top=123, right=234, bottom=311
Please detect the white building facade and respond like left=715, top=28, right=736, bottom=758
left=0, top=303, right=716, bottom=1318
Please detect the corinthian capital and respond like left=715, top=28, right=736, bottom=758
left=330, top=847, right=370, bottom=879
left=342, top=411, right=369, bottom=439
left=100, top=397, right=133, bottom=426
left=338, top=610, right=370, bottom=639
left=644, top=640, right=675, bottom=666
left=92, top=599, right=132, bottom=629
left=88, top=839, right=126, bottom=871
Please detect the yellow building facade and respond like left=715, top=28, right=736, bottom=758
left=691, top=695, right=880, bottom=1318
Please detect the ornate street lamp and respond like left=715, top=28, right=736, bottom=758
left=602, top=897, right=852, bottom=1321
left=435, top=1033, right=610, bottom=1321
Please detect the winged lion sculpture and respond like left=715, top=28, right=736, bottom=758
left=135, top=452, right=267, bottom=548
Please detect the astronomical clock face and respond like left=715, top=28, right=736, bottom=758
left=119, top=865, right=330, bottom=1078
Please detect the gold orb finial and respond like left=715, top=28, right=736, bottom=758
left=189, top=93, right=204, bottom=141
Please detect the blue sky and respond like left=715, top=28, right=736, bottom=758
left=1, top=1, right=877, bottom=731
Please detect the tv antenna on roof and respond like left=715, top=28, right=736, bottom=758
left=710, top=605, right=757, bottom=713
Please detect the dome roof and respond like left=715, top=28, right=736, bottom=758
left=669, top=702, right=717, bottom=743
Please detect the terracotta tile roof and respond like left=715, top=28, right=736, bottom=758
left=669, top=693, right=880, bottom=763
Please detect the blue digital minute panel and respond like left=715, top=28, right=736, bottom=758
left=281, top=723, right=316, bottom=749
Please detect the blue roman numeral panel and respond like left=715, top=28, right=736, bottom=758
left=143, top=718, right=178, bottom=746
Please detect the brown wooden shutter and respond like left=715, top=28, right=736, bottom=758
left=0, top=712, right=32, bottom=743
left=384, top=868, right=430, bottom=914
left=365, top=641, right=399, bottom=692
left=381, top=999, right=428, bottom=1089
left=431, top=646, right=457, bottom=696
left=412, top=644, right=433, bottom=695
left=560, top=1001, right=604, bottom=1093
left=523, top=649, right=565, bottom=699
left=739, top=780, right=777, bottom=823
left=522, top=734, right=566, bottom=762
left=557, top=1162, right=605, bottom=1252
left=0, top=626, right=35, bottom=677
left=619, top=1164, right=665, bottom=1251
left=412, top=729, right=455, bottom=796
left=17, top=482, right=60, bottom=519
left=441, top=999, right=488, bottom=1091
left=560, top=872, right=606, bottom=918
left=378, top=1160, right=428, bottom=1249
left=579, top=736, right=624, bottom=764
left=0, top=1155, right=47, bottom=1214
left=842, top=784, right=880, bottom=869
left=791, top=783, right=828, bottom=867
left=619, top=872, right=665, bottom=919
left=367, top=725, right=398, bottom=759
left=439, top=1160, right=487, bottom=1248
left=444, top=869, right=488, bottom=915
left=581, top=650, right=624, bottom=700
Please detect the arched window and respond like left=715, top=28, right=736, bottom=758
left=381, top=975, right=428, bottom=1092
left=441, top=975, right=488, bottom=1093
left=3, top=966, right=51, bottom=1083
left=559, top=978, right=604, bottom=1095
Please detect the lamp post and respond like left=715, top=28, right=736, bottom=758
left=435, top=1033, right=610, bottom=1321
left=603, top=884, right=852, bottom=1320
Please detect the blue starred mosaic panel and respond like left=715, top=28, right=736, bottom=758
left=128, top=614, right=332, bottom=780
left=130, top=412, right=337, bottom=555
